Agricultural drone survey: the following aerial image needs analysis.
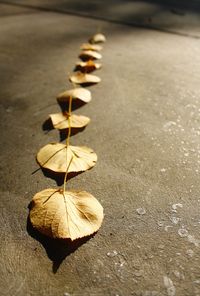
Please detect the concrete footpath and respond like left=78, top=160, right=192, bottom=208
left=1, top=1, right=200, bottom=295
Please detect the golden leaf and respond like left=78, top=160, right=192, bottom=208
left=37, top=143, right=97, bottom=173
left=80, top=43, right=102, bottom=51
left=75, top=60, right=102, bottom=73
left=79, top=50, right=102, bottom=61
left=69, top=72, right=101, bottom=85
left=57, top=87, right=91, bottom=103
left=49, top=113, right=90, bottom=130
left=29, top=188, right=104, bottom=240
left=89, top=33, right=106, bottom=44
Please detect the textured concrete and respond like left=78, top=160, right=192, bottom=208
left=1, top=1, right=200, bottom=296
left=1, top=0, right=200, bottom=38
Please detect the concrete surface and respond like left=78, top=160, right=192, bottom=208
left=1, top=1, right=200, bottom=296
left=1, top=0, right=200, bottom=38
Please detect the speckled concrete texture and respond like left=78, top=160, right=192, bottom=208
left=1, top=1, right=200, bottom=296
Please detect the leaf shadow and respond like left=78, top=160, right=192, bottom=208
left=59, top=126, right=86, bottom=141
left=42, top=118, right=54, bottom=133
left=57, top=99, right=86, bottom=112
left=73, top=65, right=96, bottom=73
left=77, top=82, right=99, bottom=87
left=41, top=168, right=84, bottom=186
left=79, top=55, right=96, bottom=62
left=27, top=216, right=94, bottom=273
left=42, top=117, right=86, bottom=139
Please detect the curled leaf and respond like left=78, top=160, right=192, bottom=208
left=37, top=143, right=97, bottom=173
left=49, top=112, right=90, bottom=130
left=89, top=33, right=106, bottom=44
left=80, top=43, right=102, bottom=51
left=29, top=188, right=104, bottom=240
left=69, top=72, right=101, bottom=85
left=57, top=88, right=91, bottom=103
left=75, top=60, right=102, bottom=73
left=79, top=50, right=102, bottom=61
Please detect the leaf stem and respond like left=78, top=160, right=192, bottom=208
left=63, top=94, right=73, bottom=193
left=63, top=78, right=77, bottom=193
left=63, top=156, right=73, bottom=194
left=66, top=95, right=72, bottom=147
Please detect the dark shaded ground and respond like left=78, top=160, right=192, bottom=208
left=1, top=0, right=200, bottom=38
left=1, top=1, right=200, bottom=296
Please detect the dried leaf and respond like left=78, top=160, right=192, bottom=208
left=80, top=43, right=102, bottom=51
left=29, top=188, right=104, bottom=240
left=49, top=112, right=90, bottom=130
left=69, top=72, right=101, bottom=85
left=75, top=60, right=102, bottom=73
left=37, top=143, right=97, bottom=173
left=57, top=88, right=91, bottom=103
left=79, top=50, right=102, bottom=61
left=89, top=33, right=106, bottom=44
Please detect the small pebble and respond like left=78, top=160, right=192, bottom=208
left=172, top=203, right=183, bottom=210
left=133, top=270, right=143, bottom=277
left=164, top=225, right=173, bottom=232
left=157, top=221, right=164, bottom=227
left=136, top=208, right=146, bottom=215
left=107, top=250, right=118, bottom=257
left=158, top=244, right=165, bottom=249
left=178, top=228, right=188, bottom=237
left=170, top=216, right=181, bottom=224
left=186, top=249, right=194, bottom=257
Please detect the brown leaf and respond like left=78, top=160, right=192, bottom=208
left=69, top=72, right=101, bottom=85
left=29, top=188, right=104, bottom=240
left=49, top=113, right=90, bottom=130
left=89, top=33, right=106, bottom=44
left=37, top=143, right=97, bottom=173
left=57, top=88, right=91, bottom=103
left=75, top=60, right=102, bottom=73
left=80, top=43, right=103, bottom=51
left=79, top=50, right=102, bottom=61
